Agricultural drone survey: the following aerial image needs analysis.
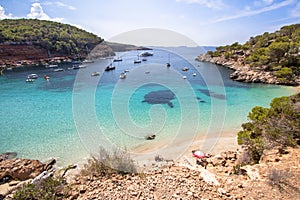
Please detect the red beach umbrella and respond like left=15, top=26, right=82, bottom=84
left=192, top=150, right=206, bottom=159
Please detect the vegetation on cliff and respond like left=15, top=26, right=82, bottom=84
left=238, top=93, right=300, bottom=164
left=205, top=24, right=300, bottom=85
left=0, top=19, right=103, bottom=57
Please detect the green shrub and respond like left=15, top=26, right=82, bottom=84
left=12, top=177, right=68, bottom=200
left=274, top=67, right=293, bottom=82
left=237, top=93, right=300, bottom=164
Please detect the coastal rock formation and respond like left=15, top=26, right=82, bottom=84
left=196, top=24, right=300, bottom=86
left=64, top=147, right=299, bottom=200
left=0, top=158, right=45, bottom=182
left=1, top=147, right=299, bottom=199
left=196, top=53, right=296, bottom=85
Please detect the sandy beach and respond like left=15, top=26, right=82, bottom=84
left=131, top=128, right=239, bottom=166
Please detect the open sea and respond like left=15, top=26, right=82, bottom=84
left=0, top=47, right=297, bottom=166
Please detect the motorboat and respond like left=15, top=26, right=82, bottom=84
left=45, top=64, right=58, bottom=68
left=105, top=64, right=116, bottom=71
left=182, top=67, right=189, bottom=71
left=79, top=64, right=87, bottom=69
left=145, top=71, right=150, bottom=74
left=26, top=78, right=35, bottom=82
left=82, top=60, right=94, bottom=64
left=113, top=57, right=123, bottom=62
left=192, top=73, right=197, bottom=76
left=27, top=74, right=38, bottom=79
left=124, top=69, right=129, bottom=72
left=139, top=52, right=154, bottom=57
left=91, top=72, right=100, bottom=76
left=166, top=53, right=171, bottom=67
left=72, top=65, right=80, bottom=70
left=142, top=58, right=147, bottom=61
left=120, top=72, right=126, bottom=79
left=54, top=68, right=63, bottom=72
left=182, top=76, right=187, bottom=79
left=134, top=59, right=142, bottom=64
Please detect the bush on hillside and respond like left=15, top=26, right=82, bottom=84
left=237, top=93, right=300, bottom=164
left=81, top=147, right=137, bottom=177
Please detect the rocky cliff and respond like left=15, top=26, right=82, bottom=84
left=196, top=53, right=300, bottom=86
left=196, top=24, right=300, bottom=86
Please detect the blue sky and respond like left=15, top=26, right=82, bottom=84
left=0, top=0, right=299, bottom=46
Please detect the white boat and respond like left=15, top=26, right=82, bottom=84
left=139, top=52, right=154, bottom=57
left=192, top=73, right=196, bottom=76
left=54, top=68, right=64, bottom=72
left=91, top=72, right=100, bottom=76
left=26, top=78, right=35, bottom=82
left=27, top=74, right=38, bottom=79
left=45, top=64, right=58, bottom=68
left=124, top=69, right=129, bottom=72
left=182, top=67, right=189, bottom=71
left=113, top=57, right=123, bottom=62
left=82, top=60, right=94, bottom=64
left=166, top=53, right=171, bottom=67
left=134, top=59, right=141, bottom=64
left=79, top=64, right=87, bottom=69
left=182, top=76, right=187, bottom=79
left=120, top=72, right=126, bottom=79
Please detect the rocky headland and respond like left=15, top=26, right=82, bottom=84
left=197, top=53, right=280, bottom=84
left=197, top=24, right=300, bottom=86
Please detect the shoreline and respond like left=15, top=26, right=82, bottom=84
left=196, top=54, right=300, bottom=86
left=131, top=129, right=239, bottom=166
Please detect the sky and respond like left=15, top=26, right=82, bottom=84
left=0, top=0, right=299, bottom=46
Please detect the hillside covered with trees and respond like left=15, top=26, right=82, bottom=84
left=197, top=24, right=300, bottom=85
left=0, top=19, right=103, bottom=66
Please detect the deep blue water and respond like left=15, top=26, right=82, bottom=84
left=0, top=47, right=296, bottom=165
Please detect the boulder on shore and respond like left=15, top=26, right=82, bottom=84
left=0, top=158, right=46, bottom=182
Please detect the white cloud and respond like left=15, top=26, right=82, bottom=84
left=0, top=5, right=12, bottom=19
left=254, top=0, right=274, bottom=7
left=263, top=0, right=274, bottom=5
left=214, top=0, right=294, bottom=23
left=44, top=1, right=76, bottom=10
left=27, top=3, right=50, bottom=19
left=176, top=0, right=225, bottom=10
left=291, top=2, right=300, bottom=17
left=27, top=3, right=63, bottom=22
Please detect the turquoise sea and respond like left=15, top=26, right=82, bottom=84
left=0, top=47, right=297, bottom=166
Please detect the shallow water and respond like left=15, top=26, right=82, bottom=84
left=0, top=47, right=296, bottom=165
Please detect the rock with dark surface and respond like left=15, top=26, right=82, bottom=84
left=0, top=152, right=17, bottom=161
left=0, top=159, right=45, bottom=181
left=146, top=134, right=156, bottom=140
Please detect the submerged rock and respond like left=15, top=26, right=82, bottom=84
left=142, top=90, right=175, bottom=108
